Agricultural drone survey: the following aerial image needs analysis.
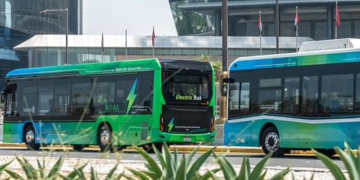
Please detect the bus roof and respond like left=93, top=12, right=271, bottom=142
left=6, top=58, right=161, bottom=79
left=229, top=38, right=360, bottom=71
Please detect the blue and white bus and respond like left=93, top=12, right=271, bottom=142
left=224, top=38, right=360, bottom=157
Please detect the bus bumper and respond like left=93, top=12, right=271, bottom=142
left=154, top=132, right=215, bottom=144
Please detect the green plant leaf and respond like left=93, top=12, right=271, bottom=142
left=105, top=163, right=119, bottom=180
left=334, top=147, right=359, bottom=180
left=269, top=167, right=291, bottom=180
left=222, top=154, right=236, bottom=177
left=36, top=159, right=45, bottom=179
left=216, top=157, right=234, bottom=180
left=66, top=163, right=88, bottom=179
left=112, top=171, right=125, bottom=180
left=163, top=142, right=175, bottom=179
left=133, top=145, right=162, bottom=177
left=238, top=157, right=249, bottom=180
left=208, top=170, right=222, bottom=180
left=141, top=170, right=158, bottom=180
left=59, top=174, right=73, bottom=180
left=186, top=147, right=215, bottom=180
left=186, top=145, right=200, bottom=164
left=5, top=169, right=25, bottom=180
left=173, top=145, right=178, bottom=170
left=258, top=170, right=267, bottom=180
left=153, top=143, right=166, bottom=169
left=75, top=166, right=87, bottom=180
left=16, top=156, right=38, bottom=180
left=91, top=166, right=98, bottom=180
left=314, top=149, right=346, bottom=180
left=0, top=159, right=14, bottom=175
left=249, top=152, right=273, bottom=180
left=48, top=156, right=64, bottom=178
left=127, top=168, right=150, bottom=180
left=175, top=154, right=187, bottom=180
left=345, top=142, right=359, bottom=172
left=200, top=168, right=220, bottom=180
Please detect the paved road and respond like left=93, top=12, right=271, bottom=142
left=0, top=148, right=346, bottom=171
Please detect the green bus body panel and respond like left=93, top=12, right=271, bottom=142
left=3, top=58, right=216, bottom=146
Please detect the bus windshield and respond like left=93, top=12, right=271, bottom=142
left=163, top=72, right=211, bottom=104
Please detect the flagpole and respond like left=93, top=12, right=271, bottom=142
left=152, top=26, right=155, bottom=58
left=335, top=1, right=338, bottom=39
left=125, top=29, right=128, bottom=59
left=296, top=6, right=298, bottom=52
left=259, top=11, right=262, bottom=55
left=102, top=33, right=104, bottom=63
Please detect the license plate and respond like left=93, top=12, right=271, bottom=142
left=183, top=137, right=191, bottom=142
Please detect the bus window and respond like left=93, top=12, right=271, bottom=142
left=71, top=80, right=92, bottom=115
left=93, top=81, right=115, bottom=114
left=229, top=82, right=240, bottom=111
left=240, top=82, right=250, bottom=112
left=321, top=74, right=353, bottom=113
left=22, top=86, right=38, bottom=116
left=302, top=76, right=319, bottom=114
left=38, top=84, right=54, bottom=116
left=284, top=77, right=300, bottom=114
left=54, top=84, right=70, bottom=115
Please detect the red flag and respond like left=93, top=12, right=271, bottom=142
left=294, top=9, right=301, bottom=31
left=258, top=13, right=262, bottom=35
left=152, top=27, right=155, bottom=47
left=336, top=2, right=341, bottom=28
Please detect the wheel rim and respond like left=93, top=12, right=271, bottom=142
left=100, top=129, right=110, bottom=146
left=265, top=132, right=280, bottom=152
left=26, top=129, right=35, bottom=145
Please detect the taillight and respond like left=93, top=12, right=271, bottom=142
left=208, top=74, right=211, bottom=83
left=210, top=116, right=214, bottom=132
left=160, top=116, right=164, bottom=132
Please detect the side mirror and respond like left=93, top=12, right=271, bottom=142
left=221, top=78, right=234, bottom=96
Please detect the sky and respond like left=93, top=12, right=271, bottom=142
left=83, top=0, right=178, bottom=36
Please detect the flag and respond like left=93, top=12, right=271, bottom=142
left=294, top=9, right=301, bottom=31
left=152, top=26, right=155, bottom=47
left=258, top=12, right=262, bottom=35
left=101, top=33, right=104, bottom=52
left=336, top=2, right=341, bottom=28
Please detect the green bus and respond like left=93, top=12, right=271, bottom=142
left=224, top=39, right=360, bottom=157
left=0, top=58, right=216, bottom=151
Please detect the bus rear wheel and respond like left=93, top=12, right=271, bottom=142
left=261, top=126, right=284, bottom=157
left=24, top=125, right=40, bottom=150
left=98, top=124, right=113, bottom=152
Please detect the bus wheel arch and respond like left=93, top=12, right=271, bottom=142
left=23, top=123, right=40, bottom=150
left=97, top=122, right=113, bottom=152
left=260, top=124, right=284, bottom=157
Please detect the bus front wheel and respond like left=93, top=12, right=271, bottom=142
left=261, top=126, right=284, bottom=157
left=98, top=124, right=113, bottom=152
left=24, top=125, right=40, bottom=150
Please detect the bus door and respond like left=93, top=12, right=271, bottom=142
left=162, top=71, right=213, bottom=136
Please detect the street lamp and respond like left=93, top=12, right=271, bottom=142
left=40, top=8, right=68, bottom=65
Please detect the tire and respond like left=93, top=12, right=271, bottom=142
left=316, top=149, right=336, bottom=158
left=73, top=145, right=86, bottom=151
left=23, top=125, right=40, bottom=150
left=261, top=126, right=284, bottom=157
left=98, top=124, right=113, bottom=152
left=143, top=143, right=163, bottom=153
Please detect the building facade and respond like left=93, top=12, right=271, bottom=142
left=172, top=0, right=360, bottom=40
left=0, top=0, right=82, bottom=88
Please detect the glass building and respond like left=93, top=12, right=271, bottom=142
left=0, top=0, right=82, bottom=89
left=171, top=0, right=360, bottom=40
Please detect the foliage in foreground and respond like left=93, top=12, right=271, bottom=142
left=0, top=142, right=359, bottom=180
left=127, top=143, right=291, bottom=180
left=314, top=142, right=359, bottom=180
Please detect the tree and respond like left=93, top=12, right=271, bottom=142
left=194, top=55, right=222, bottom=81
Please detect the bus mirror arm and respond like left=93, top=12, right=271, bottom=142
left=221, top=78, right=234, bottom=96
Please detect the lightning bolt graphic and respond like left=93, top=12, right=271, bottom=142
left=168, top=118, right=174, bottom=133
left=126, top=79, right=138, bottom=115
